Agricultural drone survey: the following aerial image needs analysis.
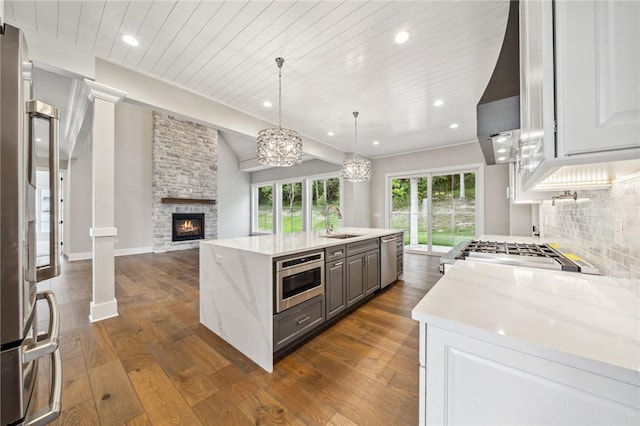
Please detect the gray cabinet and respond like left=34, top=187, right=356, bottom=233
left=346, top=241, right=380, bottom=307
left=273, top=295, right=325, bottom=352
left=364, top=250, right=380, bottom=296
left=346, top=255, right=365, bottom=307
left=325, top=245, right=346, bottom=320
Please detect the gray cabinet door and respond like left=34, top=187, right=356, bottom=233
left=346, top=255, right=364, bottom=307
left=364, top=250, right=380, bottom=295
left=326, top=260, right=346, bottom=319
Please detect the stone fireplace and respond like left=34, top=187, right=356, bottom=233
left=152, top=112, right=218, bottom=252
left=172, top=213, right=205, bottom=242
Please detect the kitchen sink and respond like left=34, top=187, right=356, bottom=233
left=324, top=234, right=361, bottom=239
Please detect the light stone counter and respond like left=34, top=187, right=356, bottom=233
left=209, top=227, right=402, bottom=256
left=200, top=227, right=401, bottom=372
left=412, top=260, right=640, bottom=386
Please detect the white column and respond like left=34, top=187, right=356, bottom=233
left=410, top=178, right=418, bottom=246
left=460, top=173, right=465, bottom=199
left=85, top=79, right=126, bottom=322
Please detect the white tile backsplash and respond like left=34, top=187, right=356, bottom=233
left=540, top=175, right=640, bottom=280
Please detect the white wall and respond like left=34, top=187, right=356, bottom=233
left=68, top=137, right=93, bottom=258
left=115, top=102, right=153, bottom=252
left=217, top=135, right=251, bottom=238
left=370, top=143, right=510, bottom=236
left=251, top=159, right=341, bottom=183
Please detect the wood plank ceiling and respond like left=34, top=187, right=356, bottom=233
left=6, top=1, right=510, bottom=160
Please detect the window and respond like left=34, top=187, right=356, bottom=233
left=311, top=177, right=341, bottom=230
left=251, top=173, right=342, bottom=235
left=281, top=181, right=303, bottom=233
left=387, top=164, right=483, bottom=254
left=254, top=184, right=274, bottom=233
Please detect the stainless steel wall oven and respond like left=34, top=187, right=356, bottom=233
left=275, top=251, right=324, bottom=313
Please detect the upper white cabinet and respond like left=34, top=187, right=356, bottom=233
left=518, top=0, right=555, bottom=178
left=519, top=0, right=640, bottom=191
left=555, top=0, right=640, bottom=156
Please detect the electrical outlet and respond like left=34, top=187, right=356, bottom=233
left=216, top=255, right=223, bottom=264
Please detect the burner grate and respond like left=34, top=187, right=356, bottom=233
left=456, top=240, right=579, bottom=272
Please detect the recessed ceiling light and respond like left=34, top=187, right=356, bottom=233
left=395, top=31, right=410, bottom=44
left=497, top=148, right=507, bottom=153
left=35, top=137, right=42, bottom=142
left=121, top=34, right=139, bottom=47
left=327, top=131, right=335, bottom=136
left=449, top=123, right=459, bottom=129
left=372, top=140, right=380, bottom=145
left=495, top=136, right=507, bottom=143
left=497, top=156, right=507, bottom=161
left=433, top=99, right=444, bottom=107
left=263, top=100, right=272, bottom=108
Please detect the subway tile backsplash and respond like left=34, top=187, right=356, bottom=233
left=540, top=175, right=640, bottom=280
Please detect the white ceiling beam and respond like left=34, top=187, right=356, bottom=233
left=94, top=59, right=346, bottom=169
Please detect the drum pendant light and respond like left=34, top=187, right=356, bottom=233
left=256, top=57, right=303, bottom=167
left=341, top=111, right=372, bottom=182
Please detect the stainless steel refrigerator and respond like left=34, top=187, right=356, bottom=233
left=1, top=23, right=63, bottom=426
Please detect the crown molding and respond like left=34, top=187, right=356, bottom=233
left=84, top=79, right=127, bottom=103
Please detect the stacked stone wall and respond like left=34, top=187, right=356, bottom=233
left=152, top=112, right=217, bottom=252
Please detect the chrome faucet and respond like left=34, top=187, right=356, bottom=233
left=325, top=205, right=343, bottom=235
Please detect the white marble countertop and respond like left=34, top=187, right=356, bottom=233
left=412, top=260, right=640, bottom=386
left=202, top=227, right=402, bottom=257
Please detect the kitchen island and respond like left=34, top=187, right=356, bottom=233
left=199, top=227, right=402, bottom=372
left=411, top=260, right=640, bottom=425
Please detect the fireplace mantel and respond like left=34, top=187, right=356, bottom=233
left=161, top=197, right=217, bottom=205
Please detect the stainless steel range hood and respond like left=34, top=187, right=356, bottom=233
left=477, top=0, right=520, bottom=166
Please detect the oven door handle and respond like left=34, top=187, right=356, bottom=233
left=25, top=347, right=62, bottom=426
left=23, top=290, right=60, bottom=363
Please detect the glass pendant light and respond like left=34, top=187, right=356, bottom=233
left=341, top=111, right=372, bottom=182
left=256, top=57, right=303, bottom=167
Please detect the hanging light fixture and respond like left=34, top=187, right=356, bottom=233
left=257, top=57, right=303, bottom=167
left=341, top=111, right=372, bottom=182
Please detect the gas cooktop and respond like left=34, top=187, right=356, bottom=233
left=453, top=240, right=599, bottom=274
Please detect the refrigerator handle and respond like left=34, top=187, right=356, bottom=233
left=25, top=348, right=62, bottom=426
left=27, top=100, right=61, bottom=282
left=22, top=290, right=60, bottom=363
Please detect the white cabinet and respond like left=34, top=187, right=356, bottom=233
left=518, top=0, right=640, bottom=192
left=555, top=0, right=640, bottom=156
left=518, top=0, right=555, bottom=180
left=420, top=325, right=639, bottom=426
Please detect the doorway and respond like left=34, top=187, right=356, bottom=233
left=388, top=165, right=483, bottom=255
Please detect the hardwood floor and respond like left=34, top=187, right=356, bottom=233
left=33, top=250, right=441, bottom=425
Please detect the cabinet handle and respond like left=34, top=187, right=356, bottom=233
left=333, top=251, right=343, bottom=256
left=334, top=262, right=343, bottom=267
left=297, top=316, right=310, bottom=325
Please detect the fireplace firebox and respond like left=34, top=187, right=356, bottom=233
left=172, top=213, right=205, bottom=242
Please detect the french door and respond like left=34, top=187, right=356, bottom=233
left=389, top=167, right=480, bottom=254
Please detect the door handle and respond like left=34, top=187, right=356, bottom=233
left=28, top=100, right=61, bottom=283
left=25, top=348, right=62, bottom=426
left=23, top=291, right=60, bottom=363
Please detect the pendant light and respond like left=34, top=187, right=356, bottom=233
left=341, top=111, right=372, bottom=182
left=256, top=57, right=303, bottom=167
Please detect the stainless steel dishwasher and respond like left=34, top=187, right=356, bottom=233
left=381, top=235, right=400, bottom=288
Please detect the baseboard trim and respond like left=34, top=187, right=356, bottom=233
left=115, top=246, right=153, bottom=257
left=68, top=252, right=92, bottom=261
left=68, top=246, right=153, bottom=261
left=89, top=299, right=118, bottom=322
